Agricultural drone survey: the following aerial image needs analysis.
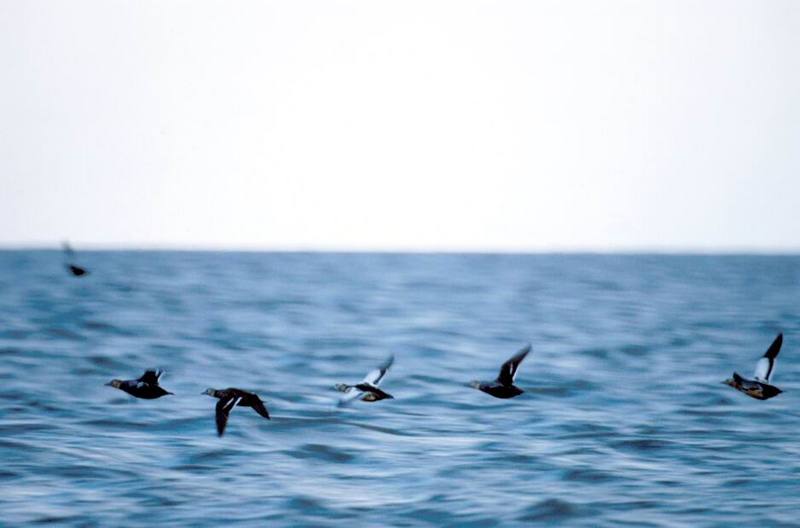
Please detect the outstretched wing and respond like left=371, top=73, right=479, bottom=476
left=62, top=241, right=75, bottom=259
left=496, top=344, right=531, bottom=386
left=138, top=369, right=164, bottom=385
left=336, top=385, right=363, bottom=407
left=215, top=396, right=241, bottom=436
left=249, top=396, right=270, bottom=420
left=753, top=333, right=783, bottom=383
left=362, top=355, right=394, bottom=386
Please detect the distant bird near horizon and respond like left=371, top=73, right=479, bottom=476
left=335, top=355, right=395, bottom=405
left=724, top=333, right=785, bottom=400
left=62, top=241, right=88, bottom=276
left=203, top=388, right=271, bottom=436
left=106, top=369, right=173, bottom=399
left=471, top=344, right=531, bottom=399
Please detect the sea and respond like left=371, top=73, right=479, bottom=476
left=0, top=251, right=798, bottom=527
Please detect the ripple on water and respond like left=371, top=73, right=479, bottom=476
left=562, top=467, right=616, bottom=483
left=518, top=498, right=587, bottom=523
left=0, top=422, right=60, bottom=435
left=346, top=422, right=418, bottom=437
left=43, top=327, right=86, bottom=341
left=175, top=448, right=243, bottom=473
left=612, top=437, right=675, bottom=453
left=288, top=443, right=357, bottom=463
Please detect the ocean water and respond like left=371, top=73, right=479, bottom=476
left=1, top=251, right=799, bottom=527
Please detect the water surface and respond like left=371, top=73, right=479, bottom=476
left=0, top=252, right=798, bottom=526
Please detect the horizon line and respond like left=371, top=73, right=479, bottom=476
left=1, top=241, right=799, bottom=255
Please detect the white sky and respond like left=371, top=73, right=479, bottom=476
left=1, top=1, right=798, bottom=251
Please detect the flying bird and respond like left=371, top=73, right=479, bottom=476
left=62, top=242, right=88, bottom=277
left=203, top=388, right=271, bottom=436
left=335, top=355, right=395, bottom=405
left=723, top=333, right=785, bottom=400
left=106, top=369, right=173, bottom=399
left=470, top=344, right=531, bottom=399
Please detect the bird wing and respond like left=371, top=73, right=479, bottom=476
left=249, top=396, right=270, bottom=420
left=215, top=395, right=241, bottom=436
left=138, top=369, right=164, bottom=385
left=62, top=241, right=75, bottom=259
left=496, top=344, right=531, bottom=386
left=753, top=333, right=783, bottom=383
left=336, top=385, right=363, bottom=407
left=362, top=355, right=394, bottom=386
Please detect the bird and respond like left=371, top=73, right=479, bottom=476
left=470, top=344, right=531, bottom=399
left=67, top=264, right=88, bottom=277
left=105, top=369, right=173, bottom=399
left=723, top=333, right=785, bottom=400
left=202, top=388, right=271, bottom=436
left=62, top=242, right=88, bottom=276
left=335, top=355, right=395, bottom=405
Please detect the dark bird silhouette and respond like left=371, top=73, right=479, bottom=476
left=335, top=355, right=395, bottom=405
left=62, top=242, right=88, bottom=276
left=106, top=369, right=173, bottom=399
left=470, top=344, right=531, bottom=399
left=203, top=388, right=270, bottom=436
left=724, top=333, right=785, bottom=400
left=68, top=264, right=87, bottom=276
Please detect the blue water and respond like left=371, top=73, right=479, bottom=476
left=1, top=252, right=799, bottom=527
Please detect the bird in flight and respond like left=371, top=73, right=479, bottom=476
left=470, top=344, right=531, bottom=399
left=203, top=387, right=271, bottom=436
left=106, top=369, right=173, bottom=399
left=335, top=355, right=395, bottom=406
left=62, top=241, right=89, bottom=277
left=723, top=333, right=785, bottom=400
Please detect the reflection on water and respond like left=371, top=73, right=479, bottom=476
left=0, top=252, right=798, bottom=526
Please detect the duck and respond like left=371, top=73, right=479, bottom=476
left=203, top=388, right=271, bottom=436
left=335, top=355, right=395, bottom=405
left=470, top=344, right=531, bottom=399
left=63, top=242, right=89, bottom=277
left=68, top=264, right=88, bottom=276
left=723, top=333, right=784, bottom=400
left=106, top=369, right=173, bottom=399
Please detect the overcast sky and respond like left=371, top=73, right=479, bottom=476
left=1, top=1, right=798, bottom=251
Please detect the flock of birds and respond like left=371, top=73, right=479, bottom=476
left=61, top=244, right=789, bottom=437
left=104, top=345, right=535, bottom=436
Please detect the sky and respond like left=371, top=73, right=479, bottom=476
left=1, top=0, right=798, bottom=252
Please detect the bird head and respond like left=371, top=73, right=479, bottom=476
left=722, top=376, right=737, bottom=388
left=105, top=379, right=122, bottom=388
left=202, top=388, right=216, bottom=396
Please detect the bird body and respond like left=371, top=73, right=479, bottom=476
left=724, top=333, right=784, bottom=400
left=203, top=387, right=270, bottom=436
left=471, top=381, right=525, bottom=399
left=106, top=369, right=173, bottom=399
left=67, top=264, right=88, bottom=276
left=471, top=344, right=531, bottom=399
left=725, top=372, right=782, bottom=400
